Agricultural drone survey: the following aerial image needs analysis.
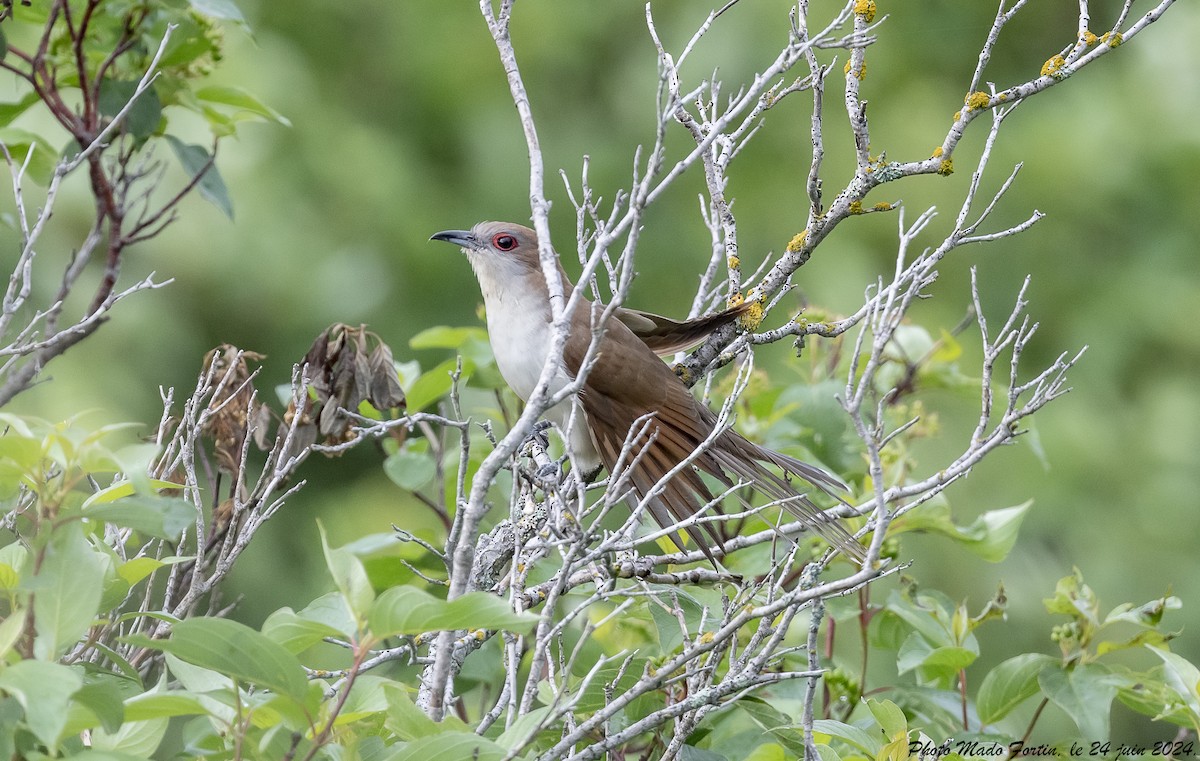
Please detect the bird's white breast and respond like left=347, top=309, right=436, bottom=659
left=469, top=254, right=601, bottom=471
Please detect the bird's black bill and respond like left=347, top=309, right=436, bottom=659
left=430, top=230, right=474, bottom=247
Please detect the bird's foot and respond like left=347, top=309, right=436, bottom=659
left=533, top=460, right=561, bottom=486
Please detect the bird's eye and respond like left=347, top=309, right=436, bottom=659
left=492, top=234, right=518, bottom=251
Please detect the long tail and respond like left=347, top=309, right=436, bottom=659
left=593, top=401, right=863, bottom=564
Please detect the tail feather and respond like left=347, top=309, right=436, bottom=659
left=587, top=396, right=862, bottom=563
left=711, top=442, right=864, bottom=562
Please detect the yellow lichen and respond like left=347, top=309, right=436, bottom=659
left=953, top=110, right=962, bottom=122
left=964, top=91, right=990, bottom=110
left=1082, top=29, right=1098, bottom=47
left=937, top=158, right=954, bottom=176
left=843, top=58, right=867, bottom=81
left=931, top=146, right=944, bottom=158
left=1107, top=32, right=1123, bottom=47
left=727, top=291, right=745, bottom=307
left=1041, top=54, right=1066, bottom=78
left=737, top=299, right=765, bottom=331
left=873, top=201, right=894, bottom=212
left=727, top=255, right=740, bottom=270
left=785, top=230, right=808, bottom=253
left=853, top=0, right=876, bottom=22
left=849, top=200, right=864, bottom=215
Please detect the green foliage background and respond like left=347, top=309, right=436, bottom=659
left=5, top=0, right=1198, bottom=744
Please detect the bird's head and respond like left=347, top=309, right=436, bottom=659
left=430, top=221, right=541, bottom=276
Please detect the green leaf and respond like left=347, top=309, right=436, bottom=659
left=69, top=674, right=133, bottom=734
left=892, top=501, right=1031, bottom=562
left=865, top=698, right=908, bottom=738
left=294, top=590, right=358, bottom=638
left=389, top=732, right=507, bottom=761
left=0, top=550, right=21, bottom=591
left=384, top=446, right=436, bottom=492
left=320, top=522, right=375, bottom=622
left=883, top=589, right=957, bottom=649
left=162, top=652, right=231, bottom=694
left=743, top=742, right=788, bottom=761
left=1115, top=664, right=1200, bottom=729
left=0, top=92, right=40, bottom=128
left=410, top=326, right=484, bottom=350
left=0, top=608, right=25, bottom=659
left=123, top=692, right=210, bottom=722
left=977, top=653, right=1058, bottom=723
left=774, top=379, right=856, bottom=474
left=145, top=618, right=309, bottom=703
left=896, top=631, right=934, bottom=675
left=919, top=646, right=978, bottom=680
left=1038, top=664, right=1120, bottom=739
left=680, top=745, right=730, bottom=761
left=738, top=695, right=791, bottom=730
left=91, top=714, right=169, bottom=757
left=262, top=607, right=346, bottom=654
left=404, top=358, right=462, bottom=412
left=1043, top=569, right=1098, bottom=621
left=1096, top=628, right=1173, bottom=656
left=189, top=0, right=246, bottom=23
left=1104, top=594, right=1182, bottom=627
left=811, top=719, right=880, bottom=755
left=0, top=127, right=59, bottom=185
left=1148, top=645, right=1200, bottom=719
left=85, top=495, right=195, bottom=541
left=496, top=705, right=553, bottom=750
left=324, top=675, right=389, bottom=726
left=164, top=134, right=233, bottom=219
left=197, top=103, right=237, bottom=137
left=368, top=587, right=538, bottom=638
left=572, top=657, right=650, bottom=715
left=195, top=86, right=290, bottom=126
left=97, top=80, right=162, bottom=140
left=382, top=682, right=442, bottom=740
left=644, top=586, right=709, bottom=654
left=33, top=523, right=104, bottom=660
left=0, top=697, right=19, bottom=761
left=0, top=660, right=82, bottom=749
left=814, top=745, right=844, bottom=761
left=886, top=324, right=935, bottom=362
left=117, top=556, right=189, bottom=586
left=410, top=326, right=494, bottom=367
left=82, top=478, right=186, bottom=508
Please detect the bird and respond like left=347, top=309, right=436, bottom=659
left=431, top=221, right=863, bottom=563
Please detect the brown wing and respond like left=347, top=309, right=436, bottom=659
left=615, top=302, right=754, bottom=356
left=564, top=303, right=863, bottom=563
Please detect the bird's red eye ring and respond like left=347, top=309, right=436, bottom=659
left=492, top=234, right=518, bottom=251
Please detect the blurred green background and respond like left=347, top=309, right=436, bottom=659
left=7, top=0, right=1199, bottom=743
